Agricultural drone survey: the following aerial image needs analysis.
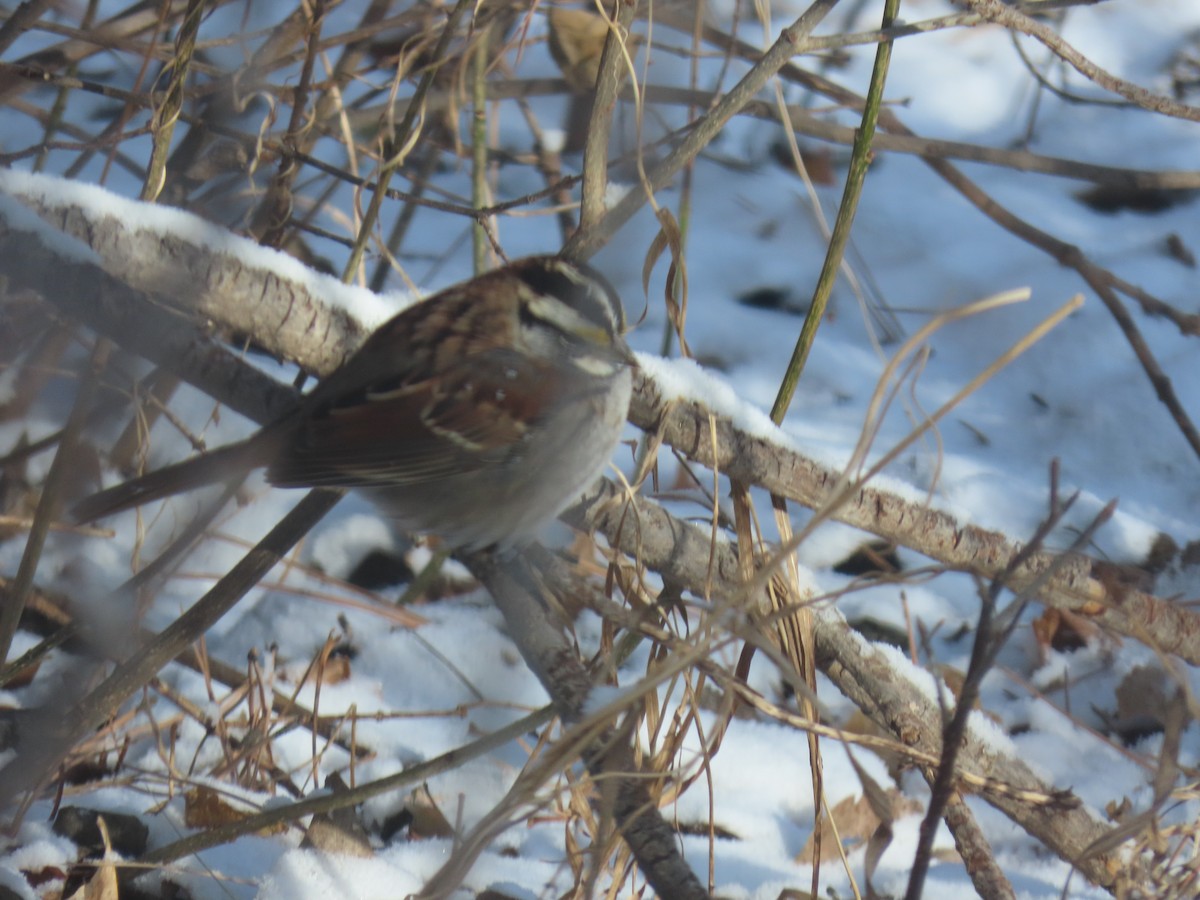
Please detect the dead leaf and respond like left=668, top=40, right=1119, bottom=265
left=547, top=8, right=617, bottom=93
left=406, top=785, right=454, bottom=840
left=66, top=817, right=118, bottom=900
left=302, top=814, right=374, bottom=858
left=320, top=652, right=352, bottom=685
left=1031, top=607, right=1099, bottom=656
left=184, top=787, right=284, bottom=836
left=1104, top=664, right=1184, bottom=747
left=796, top=790, right=921, bottom=864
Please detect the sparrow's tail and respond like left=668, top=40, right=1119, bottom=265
left=71, top=437, right=268, bottom=523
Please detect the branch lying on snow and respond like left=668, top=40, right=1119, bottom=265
left=4, top=173, right=1196, bottom=667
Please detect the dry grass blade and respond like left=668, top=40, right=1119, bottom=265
left=749, top=289, right=1076, bottom=600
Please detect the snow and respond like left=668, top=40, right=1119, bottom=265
left=635, top=352, right=799, bottom=448
left=2, top=1, right=1200, bottom=898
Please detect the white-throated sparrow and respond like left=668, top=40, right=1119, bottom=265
left=72, top=256, right=635, bottom=549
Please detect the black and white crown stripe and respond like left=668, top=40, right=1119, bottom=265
left=515, top=259, right=627, bottom=343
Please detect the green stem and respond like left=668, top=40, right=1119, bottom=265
left=769, top=0, right=903, bottom=425
left=471, top=24, right=491, bottom=274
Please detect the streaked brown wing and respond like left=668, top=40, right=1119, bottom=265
left=300, top=270, right=527, bottom=413
left=267, top=349, right=566, bottom=488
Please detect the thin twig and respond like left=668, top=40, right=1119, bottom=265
left=577, top=1, right=639, bottom=235
left=341, top=0, right=474, bottom=282
left=138, top=706, right=553, bottom=865
left=965, top=0, right=1200, bottom=121
left=0, top=489, right=342, bottom=806
left=564, top=0, right=840, bottom=260
left=0, top=339, right=111, bottom=663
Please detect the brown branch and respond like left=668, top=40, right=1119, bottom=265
left=577, top=1, right=639, bottom=235
left=3, top=179, right=370, bottom=382
left=632, top=84, right=1200, bottom=194
left=0, top=215, right=297, bottom=425
left=0, top=0, right=56, bottom=56
left=0, top=3, right=184, bottom=102
left=563, top=0, right=841, bottom=260
left=326, top=77, right=1200, bottom=193
left=13, top=61, right=1199, bottom=201
left=459, top=550, right=708, bottom=900
left=7, top=190, right=1197, bottom=666
left=623, top=377, right=1200, bottom=665
left=940, top=795, right=1016, bottom=900
left=964, top=0, right=1200, bottom=122
left=566, top=479, right=1142, bottom=893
